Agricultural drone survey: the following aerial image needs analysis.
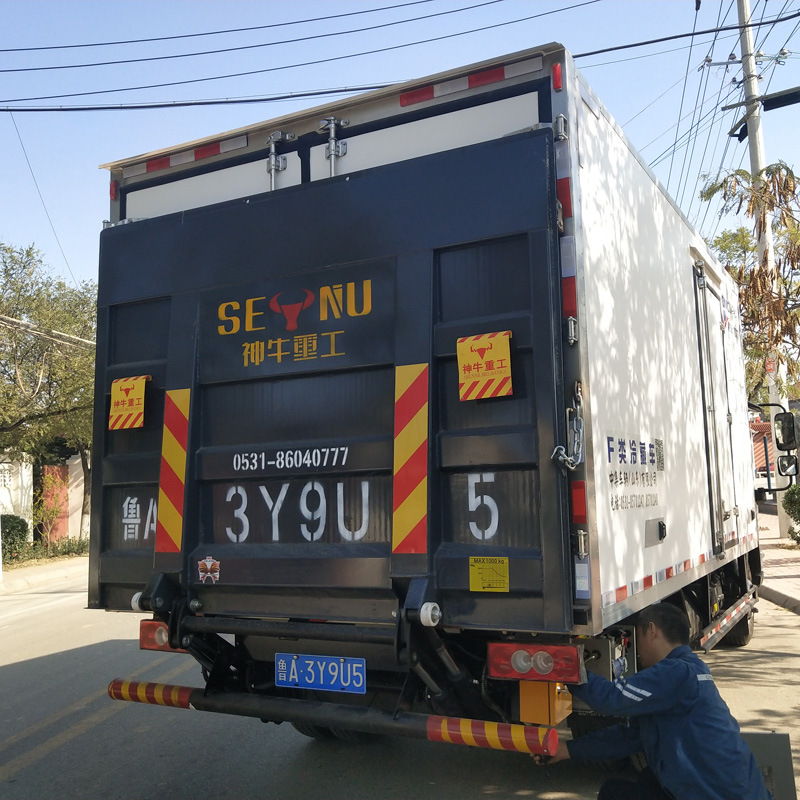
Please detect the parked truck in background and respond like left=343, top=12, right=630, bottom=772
left=89, top=43, right=794, bottom=756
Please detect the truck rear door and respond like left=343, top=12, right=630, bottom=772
left=90, top=129, right=572, bottom=635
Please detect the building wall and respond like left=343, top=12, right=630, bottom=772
left=0, top=457, right=34, bottom=537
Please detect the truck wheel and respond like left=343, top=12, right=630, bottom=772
left=722, top=611, right=754, bottom=647
left=291, top=722, right=335, bottom=739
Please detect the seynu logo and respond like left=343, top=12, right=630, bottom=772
left=216, top=280, right=372, bottom=336
left=202, top=260, right=393, bottom=381
left=269, top=289, right=315, bottom=332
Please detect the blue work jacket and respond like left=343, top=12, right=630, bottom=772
left=567, top=646, right=771, bottom=800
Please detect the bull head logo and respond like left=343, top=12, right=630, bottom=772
left=470, top=341, right=493, bottom=361
left=269, top=289, right=315, bottom=332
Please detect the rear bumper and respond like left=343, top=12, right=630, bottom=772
left=108, top=678, right=557, bottom=756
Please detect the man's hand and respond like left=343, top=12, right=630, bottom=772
left=532, top=740, right=570, bottom=765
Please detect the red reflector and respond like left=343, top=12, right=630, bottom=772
left=146, top=156, right=171, bottom=173
left=109, top=180, right=118, bottom=201
left=562, top=276, right=577, bottom=318
left=399, top=86, right=435, bottom=107
left=139, top=619, right=181, bottom=652
left=571, top=481, right=587, bottom=524
left=194, top=141, right=221, bottom=161
left=468, top=66, right=506, bottom=88
left=552, top=63, right=563, bottom=91
left=487, top=643, right=584, bottom=683
left=556, top=177, right=573, bottom=218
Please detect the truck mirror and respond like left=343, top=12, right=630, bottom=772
left=777, top=455, right=798, bottom=477
left=773, top=412, right=798, bottom=451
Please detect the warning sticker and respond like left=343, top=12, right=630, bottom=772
left=457, top=331, right=512, bottom=401
left=469, top=556, right=510, bottom=592
left=109, top=375, right=151, bottom=430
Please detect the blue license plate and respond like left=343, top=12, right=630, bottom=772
left=275, top=653, right=366, bottom=694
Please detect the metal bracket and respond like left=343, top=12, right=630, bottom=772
left=554, top=114, right=569, bottom=141
left=573, top=529, right=589, bottom=559
left=319, top=116, right=349, bottom=177
left=552, top=384, right=585, bottom=472
left=567, top=316, right=579, bottom=346
left=267, top=130, right=295, bottom=191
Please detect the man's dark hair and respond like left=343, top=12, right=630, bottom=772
left=637, top=603, right=690, bottom=645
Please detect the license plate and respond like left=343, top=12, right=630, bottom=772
left=275, top=653, right=366, bottom=694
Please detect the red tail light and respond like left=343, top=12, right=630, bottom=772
left=140, top=619, right=184, bottom=652
left=487, top=643, right=585, bottom=683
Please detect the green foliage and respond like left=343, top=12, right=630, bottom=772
left=1, top=514, right=29, bottom=561
left=0, top=241, right=97, bottom=455
left=32, top=468, right=69, bottom=547
left=703, top=163, right=800, bottom=398
left=782, top=484, right=800, bottom=544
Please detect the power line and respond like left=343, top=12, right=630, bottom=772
left=1, top=0, right=602, bottom=104
left=0, top=85, right=395, bottom=113
left=0, top=0, right=507, bottom=74
left=7, top=113, right=78, bottom=287
left=0, top=0, right=437, bottom=52
left=573, top=8, right=800, bottom=58
left=666, top=6, right=700, bottom=194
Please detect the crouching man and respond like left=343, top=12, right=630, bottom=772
left=540, top=603, right=772, bottom=800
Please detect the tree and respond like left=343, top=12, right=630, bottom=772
left=32, top=467, right=69, bottom=547
left=0, top=242, right=96, bottom=537
left=703, top=163, right=800, bottom=398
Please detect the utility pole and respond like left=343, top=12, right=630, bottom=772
left=737, top=0, right=791, bottom=537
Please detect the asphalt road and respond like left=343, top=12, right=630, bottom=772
left=1, top=567, right=797, bottom=800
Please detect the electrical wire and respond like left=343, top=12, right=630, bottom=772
left=0, top=0, right=438, bottom=52
left=0, top=0, right=508, bottom=74
left=676, top=0, right=731, bottom=216
left=1, top=85, right=395, bottom=113
left=7, top=113, right=78, bottom=287
left=573, top=8, right=800, bottom=58
left=667, top=6, right=700, bottom=194
left=1, top=0, right=602, bottom=104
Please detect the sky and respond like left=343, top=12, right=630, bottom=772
left=1, top=0, right=799, bottom=288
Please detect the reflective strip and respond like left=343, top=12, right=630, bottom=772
left=122, top=135, right=248, bottom=178
left=616, top=685, right=643, bottom=702
left=399, top=57, right=543, bottom=107
left=155, top=389, right=191, bottom=554
left=426, top=716, right=557, bottom=755
left=392, top=364, right=429, bottom=554
left=624, top=683, right=653, bottom=698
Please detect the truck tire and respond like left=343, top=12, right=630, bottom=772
left=291, top=722, right=335, bottom=739
left=722, top=611, right=754, bottom=647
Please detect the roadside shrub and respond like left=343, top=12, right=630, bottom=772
left=782, top=485, right=800, bottom=544
left=1, top=514, right=30, bottom=563
left=2, top=514, right=89, bottom=564
left=48, top=538, right=89, bottom=557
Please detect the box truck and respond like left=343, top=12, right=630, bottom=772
left=91, top=43, right=779, bottom=755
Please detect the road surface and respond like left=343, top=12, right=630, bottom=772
left=1, top=563, right=797, bottom=799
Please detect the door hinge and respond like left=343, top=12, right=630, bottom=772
left=567, top=316, right=578, bottom=346
left=554, top=114, right=569, bottom=141
left=319, top=116, right=349, bottom=177
left=573, top=529, right=589, bottom=559
left=267, top=130, right=295, bottom=191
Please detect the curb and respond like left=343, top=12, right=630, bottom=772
left=760, top=585, right=800, bottom=615
left=0, top=556, right=89, bottom=593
